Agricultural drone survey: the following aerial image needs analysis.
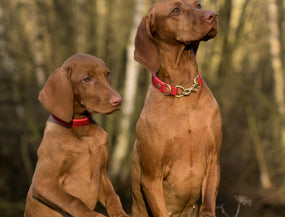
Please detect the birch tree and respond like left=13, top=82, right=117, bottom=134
left=267, top=0, right=285, bottom=155
left=74, top=0, right=89, bottom=53
left=95, top=0, right=108, bottom=58
left=110, top=0, right=146, bottom=179
left=247, top=108, right=271, bottom=189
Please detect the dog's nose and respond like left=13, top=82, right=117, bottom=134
left=204, top=11, right=218, bottom=22
left=110, top=94, right=123, bottom=107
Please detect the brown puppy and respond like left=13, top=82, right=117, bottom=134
left=131, top=0, right=222, bottom=217
left=24, top=54, right=129, bottom=217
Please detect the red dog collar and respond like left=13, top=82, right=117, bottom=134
left=51, top=113, right=92, bottom=127
left=152, top=72, right=203, bottom=97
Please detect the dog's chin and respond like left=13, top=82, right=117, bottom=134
left=202, top=26, right=218, bottom=41
left=105, top=108, right=121, bottom=115
left=182, top=29, right=218, bottom=46
left=202, top=32, right=217, bottom=41
left=87, top=107, right=121, bottom=115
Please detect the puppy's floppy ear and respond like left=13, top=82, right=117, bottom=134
left=134, top=15, right=160, bottom=73
left=38, top=67, right=74, bottom=122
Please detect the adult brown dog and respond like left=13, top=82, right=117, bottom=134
left=24, top=54, right=129, bottom=217
left=131, top=0, right=222, bottom=217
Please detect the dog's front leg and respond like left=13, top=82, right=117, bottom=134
left=141, top=174, right=170, bottom=217
left=98, top=172, right=129, bottom=217
left=199, top=155, right=221, bottom=217
left=30, top=151, right=106, bottom=217
left=31, top=179, right=105, bottom=217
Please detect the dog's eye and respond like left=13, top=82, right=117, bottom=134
left=172, top=8, right=180, bottom=14
left=83, top=76, right=92, bottom=82
left=197, top=4, right=201, bottom=9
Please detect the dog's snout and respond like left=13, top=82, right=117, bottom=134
left=204, top=11, right=218, bottom=22
left=110, top=94, right=122, bottom=107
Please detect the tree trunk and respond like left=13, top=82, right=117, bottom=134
left=74, top=0, right=88, bottom=53
left=247, top=108, right=271, bottom=189
left=267, top=0, right=285, bottom=154
left=96, top=0, right=108, bottom=58
left=110, top=0, right=145, bottom=179
left=216, top=0, right=232, bottom=81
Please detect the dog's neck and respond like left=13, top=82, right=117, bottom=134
left=73, top=100, right=91, bottom=119
left=156, top=42, right=199, bottom=86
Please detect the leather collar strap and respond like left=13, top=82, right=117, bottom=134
left=51, top=113, right=92, bottom=127
left=152, top=73, right=178, bottom=95
left=152, top=72, right=203, bottom=97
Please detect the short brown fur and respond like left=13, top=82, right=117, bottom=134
left=131, top=1, right=222, bottom=217
left=24, top=54, right=128, bottom=217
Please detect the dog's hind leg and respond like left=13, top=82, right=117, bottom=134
left=131, top=141, right=151, bottom=217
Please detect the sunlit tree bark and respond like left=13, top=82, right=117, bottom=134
left=74, top=0, right=89, bottom=53
left=267, top=0, right=285, bottom=154
left=110, top=0, right=146, bottom=179
left=96, top=0, right=108, bottom=58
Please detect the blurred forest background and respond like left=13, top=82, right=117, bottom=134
left=0, top=0, right=284, bottom=216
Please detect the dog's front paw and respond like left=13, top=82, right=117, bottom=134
left=199, top=207, right=216, bottom=217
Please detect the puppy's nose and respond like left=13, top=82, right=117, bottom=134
left=110, top=94, right=123, bottom=107
left=204, top=11, right=218, bottom=22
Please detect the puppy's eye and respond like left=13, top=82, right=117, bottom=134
left=197, top=4, right=201, bottom=9
left=83, top=76, right=92, bottom=82
left=172, top=8, right=180, bottom=14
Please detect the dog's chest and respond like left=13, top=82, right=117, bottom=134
left=58, top=134, right=108, bottom=208
left=136, top=91, right=222, bottom=210
left=137, top=97, right=217, bottom=145
left=139, top=87, right=221, bottom=141
left=137, top=107, right=213, bottom=171
left=137, top=88, right=221, bottom=168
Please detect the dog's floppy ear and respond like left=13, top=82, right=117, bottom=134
left=38, top=67, right=74, bottom=122
left=134, top=15, right=160, bottom=73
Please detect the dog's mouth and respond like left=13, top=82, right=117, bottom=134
left=183, top=24, right=218, bottom=49
left=203, top=21, right=218, bottom=40
left=105, top=106, right=121, bottom=115
left=203, top=27, right=218, bottom=41
left=87, top=106, right=121, bottom=115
